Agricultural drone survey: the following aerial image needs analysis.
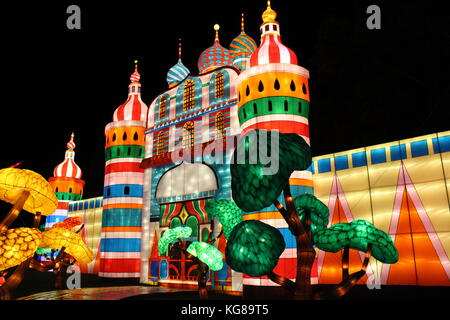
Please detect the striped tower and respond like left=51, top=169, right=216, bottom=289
left=47, top=133, right=85, bottom=229
left=236, top=1, right=315, bottom=287
left=100, top=61, right=148, bottom=278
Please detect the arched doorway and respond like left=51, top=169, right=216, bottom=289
left=153, top=162, right=219, bottom=288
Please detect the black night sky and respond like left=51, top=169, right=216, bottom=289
left=0, top=0, right=449, bottom=200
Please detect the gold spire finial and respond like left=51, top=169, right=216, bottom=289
left=178, top=38, right=182, bottom=60
left=214, top=24, right=220, bottom=40
left=241, top=13, right=245, bottom=32
left=262, top=0, right=277, bottom=23
left=71, top=132, right=74, bottom=141
left=134, top=60, right=138, bottom=72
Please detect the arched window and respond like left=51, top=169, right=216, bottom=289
left=159, top=95, right=167, bottom=119
left=183, top=79, right=195, bottom=111
left=214, top=72, right=224, bottom=99
left=215, top=112, right=224, bottom=140
left=186, top=216, right=198, bottom=238
left=55, top=187, right=58, bottom=193
left=123, top=132, right=127, bottom=141
left=157, top=131, right=166, bottom=155
left=124, top=186, right=130, bottom=195
left=133, top=132, right=139, bottom=141
left=69, top=187, right=72, bottom=193
left=170, top=217, right=181, bottom=229
left=182, top=121, right=194, bottom=149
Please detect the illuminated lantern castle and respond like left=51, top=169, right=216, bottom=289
left=65, top=1, right=450, bottom=290
left=47, top=133, right=84, bottom=230
left=100, top=61, right=148, bottom=278
left=236, top=1, right=315, bottom=288
left=139, top=22, right=255, bottom=289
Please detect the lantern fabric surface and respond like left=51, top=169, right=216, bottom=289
left=0, top=228, right=41, bottom=271
left=313, top=220, right=398, bottom=264
left=101, top=61, right=148, bottom=278
left=225, top=220, right=285, bottom=277
left=0, top=168, right=58, bottom=216
left=40, top=227, right=94, bottom=264
left=231, top=130, right=311, bottom=212
left=229, top=14, right=257, bottom=71
left=187, top=241, right=223, bottom=271
left=158, top=226, right=192, bottom=255
left=198, top=25, right=233, bottom=74
left=205, top=199, right=242, bottom=239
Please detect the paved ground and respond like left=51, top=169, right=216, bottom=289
left=17, top=285, right=194, bottom=300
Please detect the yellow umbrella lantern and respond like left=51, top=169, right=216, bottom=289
left=40, top=227, right=94, bottom=264
left=0, top=168, right=58, bottom=232
left=0, top=227, right=94, bottom=271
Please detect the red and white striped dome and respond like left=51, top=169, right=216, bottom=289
left=53, top=134, right=82, bottom=179
left=248, top=2, right=298, bottom=68
left=249, top=33, right=298, bottom=68
left=113, top=61, right=148, bottom=122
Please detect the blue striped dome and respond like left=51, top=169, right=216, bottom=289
left=167, top=59, right=190, bottom=87
left=230, top=31, right=257, bottom=71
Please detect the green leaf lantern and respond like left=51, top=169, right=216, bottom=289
left=314, top=220, right=398, bottom=264
left=158, top=226, right=192, bottom=255
left=231, top=130, right=312, bottom=212
left=226, top=220, right=286, bottom=277
left=187, top=241, right=224, bottom=271
left=294, top=193, right=329, bottom=239
left=205, top=199, right=243, bottom=239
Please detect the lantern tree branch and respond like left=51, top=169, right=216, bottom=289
left=267, top=271, right=296, bottom=292
left=0, top=190, right=30, bottom=234
left=315, top=243, right=373, bottom=299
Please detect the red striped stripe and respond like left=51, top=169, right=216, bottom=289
left=100, top=259, right=140, bottom=273
left=250, top=48, right=259, bottom=66
left=268, top=35, right=280, bottom=63
left=131, top=95, right=141, bottom=121
left=242, top=121, right=310, bottom=137
left=116, top=96, right=131, bottom=121
left=243, top=258, right=297, bottom=279
left=105, top=162, right=144, bottom=174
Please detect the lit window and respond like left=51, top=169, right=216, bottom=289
left=183, top=79, right=195, bottom=111
left=182, top=121, right=194, bottom=149
left=159, top=95, right=167, bottom=119
left=157, top=131, right=166, bottom=155
left=214, top=72, right=224, bottom=99
left=215, top=112, right=224, bottom=140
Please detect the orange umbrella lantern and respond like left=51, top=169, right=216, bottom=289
left=51, top=217, right=82, bottom=231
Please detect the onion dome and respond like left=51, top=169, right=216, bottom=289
left=198, top=24, right=233, bottom=74
left=113, top=60, right=148, bottom=122
left=248, top=1, right=298, bottom=67
left=53, top=133, right=82, bottom=179
left=230, top=13, right=257, bottom=71
left=167, top=39, right=190, bottom=88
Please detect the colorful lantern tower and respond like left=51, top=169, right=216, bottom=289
left=236, top=1, right=314, bottom=287
left=47, top=133, right=85, bottom=229
left=167, top=39, right=190, bottom=88
left=100, top=61, right=148, bottom=278
left=229, top=13, right=258, bottom=71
